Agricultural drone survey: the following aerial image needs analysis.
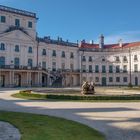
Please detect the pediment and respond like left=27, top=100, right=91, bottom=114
left=0, top=30, right=36, bottom=43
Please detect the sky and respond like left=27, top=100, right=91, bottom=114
left=0, top=0, right=140, bottom=44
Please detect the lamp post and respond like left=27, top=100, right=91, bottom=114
left=80, top=50, right=84, bottom=85
left=129, top=47, right=132, bottom=86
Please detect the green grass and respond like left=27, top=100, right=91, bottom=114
left=0, top=111, right=105, bottom=140
left=12, top=91, right=140, bottom=102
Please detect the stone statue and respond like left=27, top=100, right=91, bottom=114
left=81, top=81, right=95, bottom=95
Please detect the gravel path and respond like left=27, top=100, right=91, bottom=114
left=0, top=88, right=140, bottom=140
left=0, top=121, right=21, bottom=140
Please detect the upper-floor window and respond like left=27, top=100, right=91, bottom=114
left=28, top=47, right=32, bottom=53
left=89, top=56, right=92, bottom=62
left=14, top=57, right=20, bottom=66
left=15, top=19, right=20, bottom=27
left=42, top=49, right=46, bottom=56
left=123, top=65, right=127, bottom=73
left=89, top=65, right=92, bottom=72
left=70, top=63, right=74, bottom=70
left=52, top=62, right=56, bottom=71
left=109, top=65, right=113, bottom=73
left=28, top=59, right=33, bottom=67
left=134, top=55, right=138, bottom=61
left=82, top=56, right=86, bottom=61
left=123, top=56, right=128, bottom=62
left=15, top=45, right=20, bottom=52
left=62, top=51, right=65, bottom=58
left=70, top=52, right=74, bottom=58
left=61, top=63, right=65, bottom=70
left=95, top=65, right=99, bottom=73
left=116, top=65, right=120, bottom=73
left=52, top=50, right=56, bottom=57
left=28, top=21, right=32, bottom=28
left=1, top=16, right=6, bottom=23
left=134, top=64, right=138, bottom=72
left=82, top=65, right=86, bottom=72
left=42, top=61, right=46, bottom=69
left=0, top=43, right=5, bottom=50
left=115, top=56, right=120, bottom=62
left=102, top=65, right=106, bottom=73
left=0, top=56, right=5, bottom=66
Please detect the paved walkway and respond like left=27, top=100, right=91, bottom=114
left=0, top=89, right=140, bottom=140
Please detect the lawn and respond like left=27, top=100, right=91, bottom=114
left=12, top=91, right=140, bottom=102
left=0, top=111, right=105, bottom=140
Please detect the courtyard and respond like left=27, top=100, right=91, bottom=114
left=0, top=87, right=140, bottom=140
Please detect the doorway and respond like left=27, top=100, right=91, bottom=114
left=0, top=75, right=5, bottom=87
left=135, top=77, right=138, bottom=86
left=14, top=74, right=21, bottom=87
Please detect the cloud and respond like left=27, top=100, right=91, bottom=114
left=103, top=31, right=140, bottom=44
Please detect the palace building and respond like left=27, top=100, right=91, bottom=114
left=0, top=5, right=140, bottom=87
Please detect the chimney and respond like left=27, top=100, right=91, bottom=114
left=99, top=34, right=104, bottom=49
left=118, top=39, right=123, bottom=47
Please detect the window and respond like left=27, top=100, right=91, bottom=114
left=28, top=21, right=32, bottom=28
left=123, top=77, right=127, bottom=82
left=109, top=65, right=113, bottom=73
left=42, top=61, right=46, bottom=69
left=42, top=49, right=46, bottom=56
left=62, top=51, right=65, bottom=58
left=70, top=63, right=74, bottom=70
left=95, top=65, right=99, bottom=73
left=14, top=58, right=20, bottom=66
left=0, top=56, right=5, bottom=67
left=82, top=56, right=86, bottom=61
left=52, top=62, right=56, bottom=71
left=1, top=16, right=6, bottom=23
left=102, top=65, right=106, bottom=73
left=134, top=55, right=138, bottom=61
left=115, top=56, right=120, bottom=62
left=61, top=63, right=65, bottom=70
left=116, top=77, right=120, bottom=82
left=70, top=52, right=74, bottom=58
left=15, top=19, right=20, bottom=27
left=123, top=56, right=127, bottom=62
left=28, top=47, right=32, bottom=53
left=109, top=77, right=113, bottom=82
left=28, top=59, right=33, bottom=67
left=52, top=50, right=56, bottom=57
left=89, top=56, right=92, bottom=62
left=15, top=45, right=19, bottom=52
left=134, top=64, right=138, bottom=72
left=0, top=43, right=5, bottom=50
left=95, top=77, right=99, bottom=82
left=82, top=65, right=86, bottom=72
left=102, top=58, right=105, bottom=62
left=89, top=65, right=92, bottom=72
left=123, top=65, right=127, bottom=73
left=116, top=65, right=120, bottom=73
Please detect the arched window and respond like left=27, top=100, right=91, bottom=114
left=0, top=43, right=5, bottom=50
left=28, top=59, right=33, bottom=67
left=42, top=49, right=46, bottom=55
left=28, top=47, right=32, bottom=53
left=0, top=56, right=5, bottom=67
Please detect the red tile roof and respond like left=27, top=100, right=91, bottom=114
left=80, top=42, right=140, bottom=49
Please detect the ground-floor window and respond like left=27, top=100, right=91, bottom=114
left=123, top=77, right=127, bottom=82
left=116, top=77, right=120, bottom=82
